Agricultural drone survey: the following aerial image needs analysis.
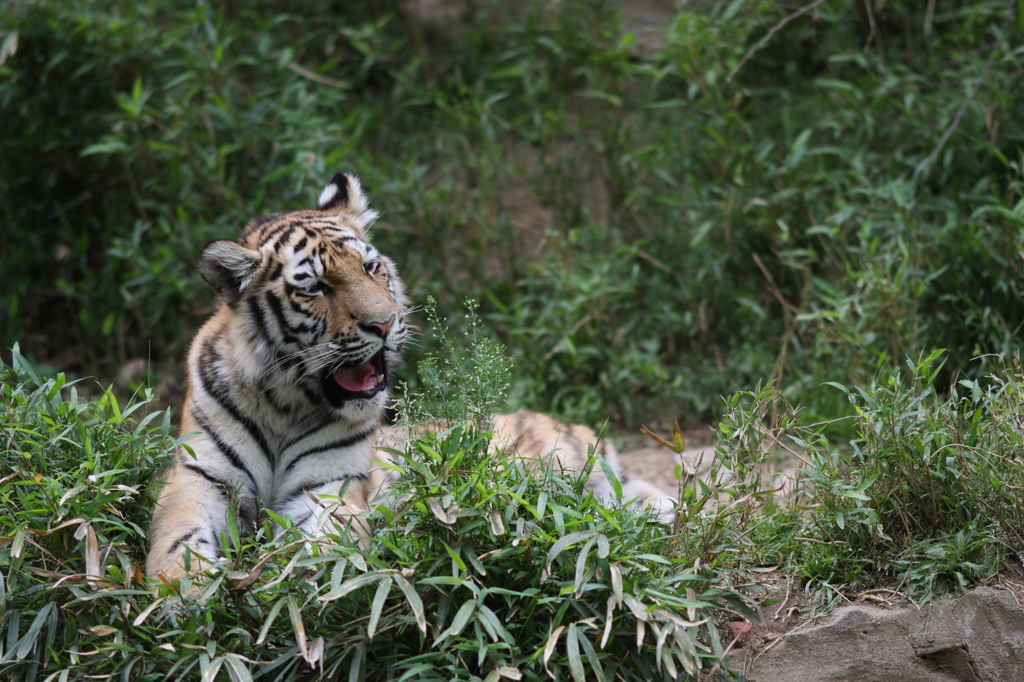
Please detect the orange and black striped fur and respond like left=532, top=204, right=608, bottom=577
left=147, top=173, right=675, bottom=581
left=147, top=173, right=408, bottom=580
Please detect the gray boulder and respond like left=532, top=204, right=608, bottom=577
left=736, top=587, right=1024, bottom=682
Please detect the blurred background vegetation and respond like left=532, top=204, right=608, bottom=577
left=2, top=0, right=1023, bottom=430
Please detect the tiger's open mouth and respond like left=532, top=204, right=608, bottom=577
left=323, top=348, right=387, bottom=405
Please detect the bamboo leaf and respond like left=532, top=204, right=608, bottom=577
left=348, top=642, right=365, bottom=682
left=11, top=529, right=25, bottom=559
left=574, top=536, right=597, bottom=598
left=428, top=497, right=455, bottom=525
left=434, top=599, right=476, bottom=645
left=222, top=653, right=254, bottom=682
left=566, top=623, right=585, bottom=682
left=601, top=596, right=616, bottom=649
left=478, top=604, right=513, bottom=644
left=598, top=457, right=623, bottom=499
left=305, top=635, right=325, bottom=668
left=287, top=594, right=307, bottom=660
left=200, top=654, right=225, bottom=682
left=398, top=664, right=434, bottom=682
left=367, top=576, right=392, bottom=638
left=132, top=597, right=165, bottom=626
left=543, top=625, right=565, bottom=674
left=319, top=571, right=385, bottom=602
left=543, top=530, right=598, bottom=581
left=225, top=502, right=241, bottom=556
left=488, top=510, right=505, bottom=536
left=87, top=625, right=119, bottom=636
left=442, top=542, right=468, bottom=572
left=256, top=596, right=286, bottom=645
left=640, top=426, right=676, bottom=452
left=622, top=594, right=650, bottom=621
left=609, top=564, right=623, bottom=606
left=16, top=602, right=55, bottom=660
left=393, top=573, right=427, bottom=635
left=576, top=626, right=606, bottom=682
left=84, top=524, right=100, bottom=584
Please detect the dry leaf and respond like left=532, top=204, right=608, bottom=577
left=428, top=497, right=455, bottom=525
left=85, top=524, right=100, bottom=586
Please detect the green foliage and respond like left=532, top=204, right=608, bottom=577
left=0, top=344, right=177, bottom=679
left=0, top=318, right=763, bottom=680
left=731, top=351, right=1024, bottom=603
left=396, top=297, right=513, bottom=428
left=350, top=424, right=754, bottom=681
left=4, top=0, right=1022, bottom=426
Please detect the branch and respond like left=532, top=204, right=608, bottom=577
left=727, top=0, right=831, bottom=83
left=287, top=61, right=351, bottom=89
left=863, top=0, right=877, bottom=53
left=913, top=0, right=1013, bottom=179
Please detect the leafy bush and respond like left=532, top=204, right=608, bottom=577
left=4, top=0, right=1022, bottom=427
left=0, top=344, right=177, bottom=678
left=731, top=351, right=1024, bottom=603
left=0, top=315, right=765, bottom=680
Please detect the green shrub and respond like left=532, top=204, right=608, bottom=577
left=0, top=344, right=178, bottom=678
left=4, top=0, right=1022, bottom=426
left=0, top=313, right=764, bottom=680
left=732, top=351, right=1024, bottom=603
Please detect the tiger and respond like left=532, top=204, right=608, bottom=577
left=146, top=172, right=405, bottom=580
left=372, top=410, right=676, bottom=524
left=146, top=172, right=674, bottom=581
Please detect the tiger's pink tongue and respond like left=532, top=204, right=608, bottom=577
left=334, top=362, right=380, bottom=392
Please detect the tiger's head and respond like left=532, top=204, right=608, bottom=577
left=197, top=172, right=408, bottom=413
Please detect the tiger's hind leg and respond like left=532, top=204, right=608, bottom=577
left=146, top=464, right=239, bottom=581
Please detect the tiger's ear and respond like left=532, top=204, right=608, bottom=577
left=316, top=171, right=379, bottom=228
left=198, top=240, right=262, bottom=303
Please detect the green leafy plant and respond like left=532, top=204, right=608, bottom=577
left=733, top=351, right=1024, bottom=601
left=5, top=0, right=1022, bottom=428
left=0, top=311, right=762, bottom=680
left=396, top=297, right=513, bottom=428
left=0, top=344, right=178, bottom=679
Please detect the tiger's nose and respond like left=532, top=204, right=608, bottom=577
left=362, top=314, right=395, bottom=339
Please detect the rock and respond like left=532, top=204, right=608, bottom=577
left=735, top=588, right=1024, bottom=682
